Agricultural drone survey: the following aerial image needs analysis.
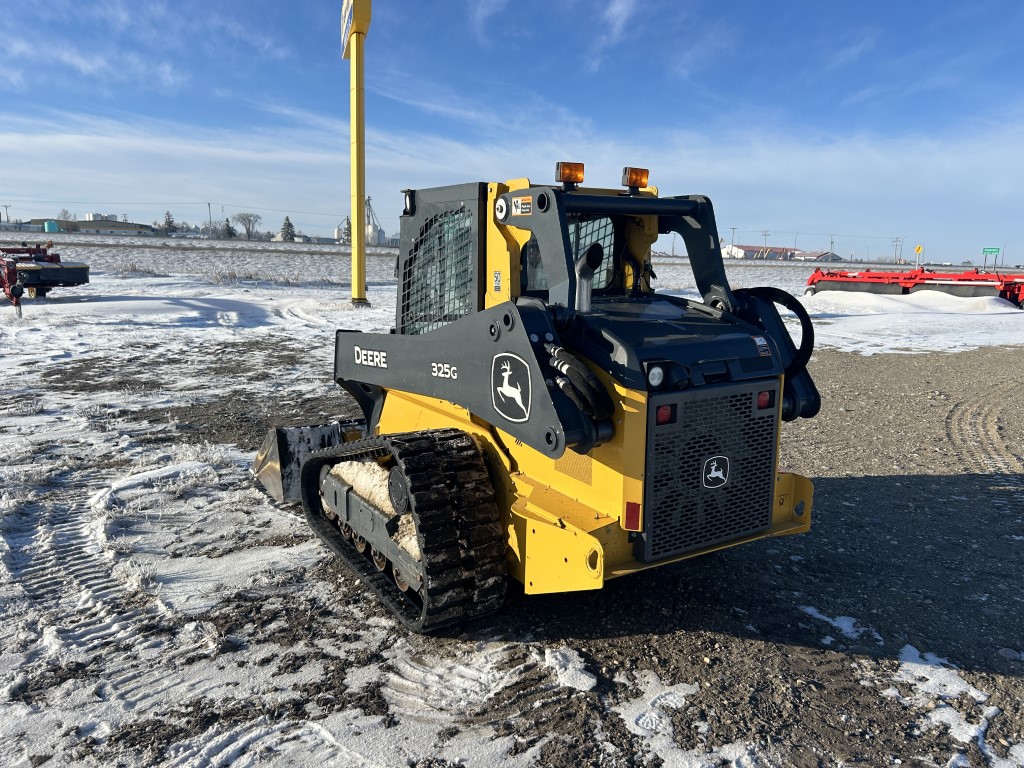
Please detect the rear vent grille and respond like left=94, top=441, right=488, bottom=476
left=639, top=383, right=778, bottom=562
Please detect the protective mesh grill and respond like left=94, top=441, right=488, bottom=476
left=400, top=208, right=475, bottom=335
left=568, top=216, right=616, bottom=288
left=641, top=385, right=777, bottom=561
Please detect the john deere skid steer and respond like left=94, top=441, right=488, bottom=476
left=254, top=163, right=820, bottom=632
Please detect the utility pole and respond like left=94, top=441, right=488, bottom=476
left=829, top=234, right=835, bottom=257
left=761, top=229, right=770, bottom=258
left=207, top=202, right=213, bottom=239
left=891, top=237, right=900, bottom=263
left=730, top=227, right=737, bottom=249
left=1, top=204, right=9, bottom=223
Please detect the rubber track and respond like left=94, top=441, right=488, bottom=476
left=299, top=429, right=506, bottom=633
left=430, top=429, right=508, bottom=618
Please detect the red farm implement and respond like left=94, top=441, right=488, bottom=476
left=805, top=266, right=1024, bottom=308
left=2, top=243, right=90, bottom=317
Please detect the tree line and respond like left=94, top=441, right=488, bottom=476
left=158, top=212, right=315, bottom=242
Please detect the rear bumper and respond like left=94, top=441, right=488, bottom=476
left=508, top=469, right=812, bottom=594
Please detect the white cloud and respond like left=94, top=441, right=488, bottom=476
left=602, top=0, right=638, bottom=42
left=2, top=103, right=1022, bottom=259
left=1, top=66, right=26, bottom=91
left=826, top=35, right=877, bottom=70
left=586, top=0, right=639, bottom=72
left=469, top=0, right=511, bottom=41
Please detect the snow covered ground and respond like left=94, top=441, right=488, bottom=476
left=1, top=246, right=1022, bottom=766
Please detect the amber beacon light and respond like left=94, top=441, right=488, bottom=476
left=621, top=166, right=650, bottom=188
left=556, top=162, right=585, bottom=185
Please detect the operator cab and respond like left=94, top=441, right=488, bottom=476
left=514, top=164, right=667, bottom=310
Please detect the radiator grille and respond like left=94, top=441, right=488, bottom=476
left=400, top=207, right=475, bottom=335
left=639, top=383, right=778, bottom=561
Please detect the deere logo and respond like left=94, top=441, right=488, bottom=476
left=702, top=456, right=729, bottom=489
left=491, top=353, right=531, bottom=423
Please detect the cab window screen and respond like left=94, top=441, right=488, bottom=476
left=567, top=216, right=615, bottom=289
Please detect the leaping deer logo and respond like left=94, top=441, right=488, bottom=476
left=497, top=361, right=527, bottom=415
left=492, top=354, right=531, bottom=422
left=702, top=456, right=730, bottom=488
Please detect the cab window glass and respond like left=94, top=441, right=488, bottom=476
left=567, top=216, right=616, bottom=289
left=522, top=237, right=547, bottom=291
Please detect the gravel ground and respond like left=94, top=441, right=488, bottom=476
left=4, top=332, right=1023, bottom=766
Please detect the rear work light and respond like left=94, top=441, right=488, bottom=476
left=757, top=390, right=775, bottom=410
left=621, top=166, right=650, bottom=188
left=556, top=161, right=585, bottom=185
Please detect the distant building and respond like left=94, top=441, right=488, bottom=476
left=724, top=244, right=801, bottom=260
left=0, top=221, right=44, bottom=233
left=721, top=243, right=842, bottom=261
left=29, top=218, right=156, bottom=236
left=797, top=250, right=842, bottom=262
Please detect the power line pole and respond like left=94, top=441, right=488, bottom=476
left=829, top=234, right=835, bottom=256
left=761, top=229, right=770, bottom=258
left=730, top=227, right=737, bottom=248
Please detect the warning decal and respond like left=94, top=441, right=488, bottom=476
left=511, top=196, right=533, bottom=216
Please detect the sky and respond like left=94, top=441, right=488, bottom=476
left=2, top=0, right=1023, bottom=263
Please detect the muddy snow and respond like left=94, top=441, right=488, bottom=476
left=1, top=239, right=1023, bottom=767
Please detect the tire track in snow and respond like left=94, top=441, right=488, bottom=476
left=161, top=718, right=360, bottom=768
left=1, top=454, right=177, bottom=681
left=380, top=639, right=573, bottom=736
left=945, top=381, right=1024, bottom=481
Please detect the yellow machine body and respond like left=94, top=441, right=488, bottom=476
left=370, top=176, right=814, bottom=595
left=255, top=164, right=821, bottom=632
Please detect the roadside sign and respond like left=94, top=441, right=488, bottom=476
left=983, top=247, right=1000, bottom=255
left=341, top=0, right=371, bottom=59
left=914, top=245, right=923, bottom=255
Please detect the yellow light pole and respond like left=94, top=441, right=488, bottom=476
left=342, top=0, right=371, bottom=306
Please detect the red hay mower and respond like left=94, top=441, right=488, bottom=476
left=805, top=266, right=1024, bottom=308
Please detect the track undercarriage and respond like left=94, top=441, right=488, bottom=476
left=298, top=428, right=507, bottom=632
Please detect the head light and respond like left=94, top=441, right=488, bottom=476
left=647, top=365, right=665, bottom=388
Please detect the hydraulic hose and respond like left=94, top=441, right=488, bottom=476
left=545, top=343, right=615, bottom=422
left=736, top=286, right=815, bottom=380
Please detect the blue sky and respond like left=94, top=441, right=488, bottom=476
left=2, top=0, right=1023, bottom=263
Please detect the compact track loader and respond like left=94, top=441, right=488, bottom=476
left=254, top=163, right=821, bottom=632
